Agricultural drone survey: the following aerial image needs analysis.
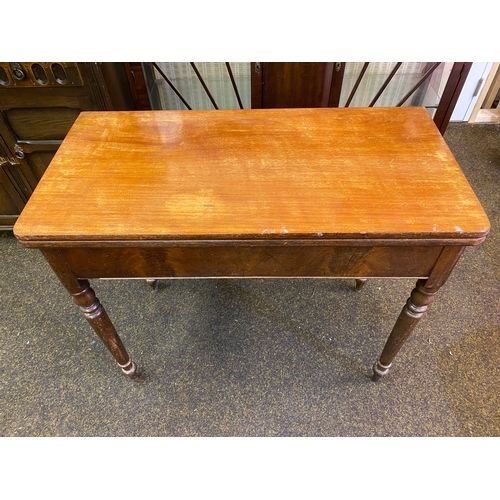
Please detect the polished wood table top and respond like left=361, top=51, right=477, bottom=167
left=15, top=107, right=489, bottom=246
left=14, top=108, right=490, bottom=381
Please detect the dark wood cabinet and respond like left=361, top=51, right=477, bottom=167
left=0, top=62, right=135, bottom=230
left=251, top=62, right=345, bottom=108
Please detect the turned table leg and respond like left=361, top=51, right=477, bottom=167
left=146, top=279, right=159, bottom=291
left=42, top=249, right=137, bottom=378
left=372, top=246, right=466, bottom=381
left=70, top=281, right=137, bottom=377
left=372, top=279, right=438, bottom=380
left=355, top=279, right=367, bottom=292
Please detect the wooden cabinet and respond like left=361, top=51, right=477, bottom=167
left=0, top=62, right=135, bottom=230
left=251, top=62, right=345, bottom=108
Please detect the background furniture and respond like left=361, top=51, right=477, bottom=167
left=0, top=62, right=135, bottom=230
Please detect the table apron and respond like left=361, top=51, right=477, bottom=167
left=61, top=245, right=446, bottom=279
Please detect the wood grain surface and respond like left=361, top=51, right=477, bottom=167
left=61, top=245, right=444, bottom=279
left=14, top=107, right=490, bottom=244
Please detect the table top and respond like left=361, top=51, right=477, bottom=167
left=14, top=107, right=490, bottom=246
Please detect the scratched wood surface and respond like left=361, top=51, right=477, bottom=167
left=14, top=107, right=490, bottom=244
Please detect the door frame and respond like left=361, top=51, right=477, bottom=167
left=468, top=63, right=500, bottom=124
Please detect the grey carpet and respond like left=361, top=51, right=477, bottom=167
left=1, top=122, right=499, bottom=437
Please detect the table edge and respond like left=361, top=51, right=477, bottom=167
left=14, top=234, right=488, bottom=248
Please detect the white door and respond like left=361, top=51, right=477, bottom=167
left=451, top=62, right=493, bottom=121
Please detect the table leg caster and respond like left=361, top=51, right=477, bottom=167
left=371, top=360, right=392, bottom=381
left=118, top=359, right=138, bottom=379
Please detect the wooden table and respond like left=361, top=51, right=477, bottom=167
left=14, top=108, right=490, bottom=380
